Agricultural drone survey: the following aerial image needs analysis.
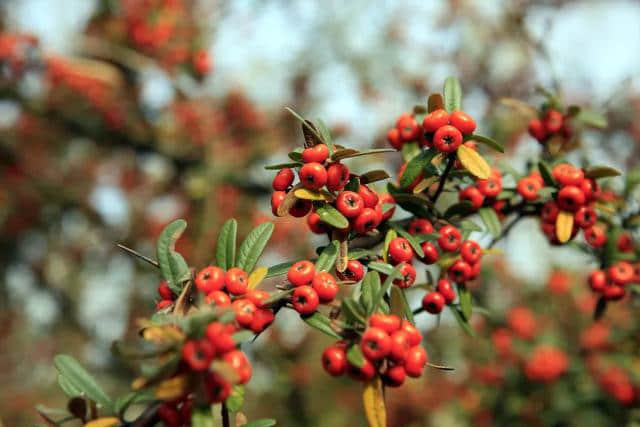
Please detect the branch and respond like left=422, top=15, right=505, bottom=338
left=431, top=154, right=456, bottom=204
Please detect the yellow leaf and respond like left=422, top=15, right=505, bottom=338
left=556, top=210, right=574, bottom=243
left=248, top=266, right=268, bottom=290
left=142, top=324, right=184, bottom=344
left=413, top=176, right=438, bottom=194
left=363, top=377, right=387, bottom=427
left=482, top=248, right=503, bottom=255
left=337, top=240, right=349, bottom=273
left=155, top=375, right=188, bottom=401
left=84, top=418, right=120, bottom=427
left=456, top=145, right=491, bottom=179
left=277, top=184, right=302, bottom=217
left=294, top=188, right=334, bottom=201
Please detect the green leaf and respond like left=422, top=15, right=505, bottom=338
left=443, top=76, right=462, bottom=112
left=347, top=248, right=378, bottom=260
left=303, top=312, right=342, bottom=339
left=361, top=271, right=381, bottom=315
left=346, top=344, right=365, bottom=369
left=459, top=219, right=482, bottom=232
left=316, top=240, right=339, bottom=272
left=243, top=419, right=277, bottom=427
left=467, top=134, right=504, bottom=153
left=538, top=162, right=557, bottom=187
left=216, top=219, right=237, bottom=270
left=316, top=204, right=349, bottom=229
left=478, top=207, right=502, bottom=238
left=232, top=330, right=255, bottom=344
left=264, top=162, right=302, bottom=170
left=225, top=385, right=245, bottom=412
left=401, top=142, right=421, bottom=162
left=444, top=201, right=475, bottom=219
left=458, top=285, right=472, bottom=320
left=360, top=170, right=390, bottom=184
left=114, top=390, right=155, bottom=417
left=383, top=229, right=397, bottom=263
left=428, top=93, right=444, bottom=113
left=58, top=374, right=82, bottom=398
left=576, top=109, right=608, bottom=129
left=341, top=297, right=367, bottom=325
left=344, top=176, right=360, bottom=192
left=400, top=149, right=437, bottom=189
left=192, top=409, right=216, bottom=427
left=584, top=166, right=622, bottom=179
left=156, top=219, right=191, bottom=294
left=288, top=151, right=303, bottom=162
left=236, top=222, right=274, bottom=272
left=285, top=107, right=324, bottom=146
left=390, top=286, right=414, bottom=323
left=54, top=355, right=113, bottom=412
left=368, top=261, right=395, bottom=276
left=450, top=306, right=475, bottom=336
left=332, top=148, right=395, bottom=161
left=261, top=289, right=294, bottom=307
left=391, top=224, right=425, bottom=258
left=266, top=260, right=296, bottom=277
left=372, top=265, right=402, bottom=313
left=316, top=119, right=335, bottom=155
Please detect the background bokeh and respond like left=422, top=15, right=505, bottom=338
left=1, top=1, right=639, bottom=426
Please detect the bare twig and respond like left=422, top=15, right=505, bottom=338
left=117, top=244, right=160, bottom=268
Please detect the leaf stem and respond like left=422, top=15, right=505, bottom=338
left=431, top=154, right=456, bottom=204
left=116, top=244, right=160, bottom=268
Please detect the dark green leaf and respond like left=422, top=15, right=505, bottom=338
left=413, top=232, right=440, bottom=243
left=400, top=149, right=437, bottom=189
left=584, top=166, right=622, bottom=179
left=285, top=107, right=324, bottom=146
left=54, top=355, right=113, bottom=411
left=401, top=142, right=420, bottom=162
left=467, top=134, right=504, bottom=153
left=428, top=93, right=444, bottom=113
left=538, top=162, right=557, bottom=187
left=459, top=219, right=482, bottom=232
left=347, top=248, right=378, bottom=260
left=316, top=119, right=335, bottom=154
left=225, top=385, right=245, bottom=412
left=360, top=170, right=390, bottom=184
left=156, top=219, right=191, bottom=294
left=450, top=306, right=475, bottom=336
left=303, top=312, right=342, bottom=339
left=232, top=330, right=255, bottom=344
left=346, top=344, right=365, bottom=368
left=262, top=289, right=294, bottom=307
left=444, top=201, right=475, bottom=219
left=216, top=219, right=237, bottom=270
left=345, top=176, right=360, bottom=192
left=266, top=260, right=296, bottom=277
left=443, top=76, right=462, bottom=112
left=288, top=151, right=303, bottom=162
left=360, top=271, right=381, bottom=315
left=243, top=419, right=277, bottom=427
left=264, top=162, right=302, bottom=170
left=458, top=285, right=472, bottom=320
left=236, top=222, right=274, bottom=272
left=368, top=261, right=395, bottom=276
left=372, top=265, right=402, bottom=313
left=478, top=207, right=502, bottom=238
left=332, top=148, right=395, bottom=161
left=390, top=286, right=414, bottom=323
left=594, top=296, right=607, bottom=320
left=316, top=204, right=349, bottom=229
left=315, top=240, right=339, bottom=272
left=114, top=390, right=155, bottom=417
left=341, top=297, right=367, bottom=325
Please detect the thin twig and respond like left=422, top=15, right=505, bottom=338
left=431, top=154, right=456, bottom=204
left=221, top=402, right=230, bottom=427
left=117, top=243, right=160, bottom=268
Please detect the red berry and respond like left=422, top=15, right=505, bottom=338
left=387, top=127, right=403, bottom=150
left=205, top=322, right=236, bottom=354
left=468, top=261, right=482, bottom=280
left=326, top=163, right=350, bottom=192
left=408, top=218, right=434, bottom=235
left=422, top=109, right=450, bottom=133
left=272, top=168, right=294, bottom=191
left=603, top=284, right=625, bottom=301
left=271, top=191, right=286, bottom=216
left=589, top=270, right=607, bottom=293
left=336, top=259, right=365, bottom=282
left=477, top=177, right=502, bottom=198
left=541, top=201, right=560, bottom=223
left=158, top=281, right=174, bottom=300
left=575, top=205, right=597, bottom=229
left=389, top=330, right=412, bottom=362
left=182, top=339, right=215, bottom=371
left=422, top=291, right=445, bottom=314
left=396, top=114, right=420, bottom=141
left=288, top=260, right=315, bottom=287
left=449, top=111, right=476, bottom=135
left=361, top=327, right=392, bottom=361
left=250, top=308, right=275, bottom=333
left=420, top=242, right=439, bottom=264
left=347, top=357, right=376, bottom=381
left=307, top=212, right=328, bottom=234
left=581, top=178, right=600, bottom=202
left=544, top=110, right=564, bottom=133
left=448, top=259, right=472, bottom=283
left=382, top=364, right=406, bottom=387
left=312, top=272, right=339, bottom=302
left=608, top=262, right=634, bottom=285
left=433, top=125, right=463, bottom=153
left=388, top=237, right=414, bottom=265
left=393, top=262, right=416, bottom=288
left=358, top=184, right=379, bottom=208
left=404, top=346, right=428, bottom=377
left=436, top=278, right=456, bottom=304
left=302, top=144, right=329, bottom=163
left=460, top=240, right=483, bottom=264
left=322, top=346, right=347, bottom=376
left=246, top=290, right=270, bottom=308
left=517, top=177, right=542, bottom=201
left=528, top=119, right=547, bottom=141
left=158, top=403, right=181, bottom=427
left=400, top=320, right=422, bottom=346
left=292, top=285, right=319, bottom=315
left=584, top=225, right=607, bottom=248
left=232, top=299, right=256, bottom=328
left=204, top=373, right=232, bottom=403
left=438, top=225, right=462, bottom=252
left=156, top=299, right=173, bottom=310
left=223, top=350, right=252, bottom=384
left=336, top=191, right=364, bottom=218
left=368, top=313, right=401, bottom=334
left=552, top=163, right=584, bottom=187
left=225, top=268, right=248, bottom=295
left=354, top=208, right=379, bottom=234
left=557, top=186, right=585, bottom=212
left=195, top=266, right=226, bottom=294
left=617, top=233, right=634, bottom=253
left=205, top=290, right=231, bottom=307
left=299, top=162, right=328, bottom=190
left=459, top=186, right=485, bottom=210
left=289, top=198, right=312, bottom=217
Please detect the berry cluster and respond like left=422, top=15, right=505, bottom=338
left=321, top=314, right=428, bottom=387
left=0, top=32, right=38, bottom=76
left=387, top=109, right=477, bottom=153
left=458, top=168, right=504, bottom=210
left=528, top=109, right=572, bottom=144
left=524, top=345, right=569, bottom=383
left=588, top=261, right=638, bottom=302
left=286, top=260, right=339, bottom=315
left=270, top=143, right=395, bottom=236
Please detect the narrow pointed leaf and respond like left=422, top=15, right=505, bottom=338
left=467, top=134, right=504, bottom=153
left=584, top=166, right=622, bottom=179
left=236, top=222, right=274, bottom=272
left=361, top=271, right=381, bottom=315
left=248, top=267, right=268, bottom=290
left=156, top=219, right=190, bottom=294
left=363, top=377, right=387, bottom=427
left=315, top=240, right=339, bottom=272
left=443, top=76, right=462, bottom=112
left=316, top=204, right=349, bottom=229
left=556, top=210, right=574, bottom=243
left=347, top=344, right=366, bottom=368
left=457, top=145, right=491, bottom=179
left=360, top=170, right=390, bottom=184
left=302, top=311, right=342, bottom=339
left=400, top=149, right=437, bottom=189
left=264, top=162, right=301, bottom=170
left=538, top=162, right=556, bottom=187
left=54, top=355, right=113, bottom=411
left=216, top=219, right=237, bottom=270
left=478, top=207, right=502, bottom=238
